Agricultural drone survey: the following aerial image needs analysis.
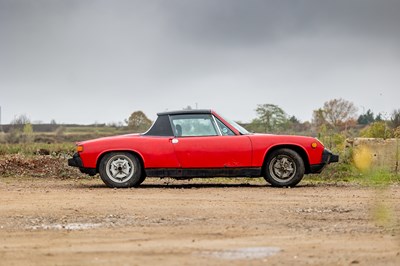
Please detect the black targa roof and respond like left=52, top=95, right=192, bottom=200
left=157, top=109, right=212, bottom=116
left=145, top=109, right=214, bottom=136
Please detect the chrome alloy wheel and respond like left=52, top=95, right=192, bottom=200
left=269, top=155, right=297, bottom=181
left=105, top=155, right=135, bottom=183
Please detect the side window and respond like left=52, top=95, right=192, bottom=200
left=215, top=118, right=235, bottom=136
left=171, top=114, right=218, bottom=137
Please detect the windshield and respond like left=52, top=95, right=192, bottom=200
left=220, top=115, right=251, bottom=135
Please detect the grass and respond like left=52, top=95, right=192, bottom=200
left=365, top=169, right=400, bottom=185
left=304, top=160, right=400, bottom=186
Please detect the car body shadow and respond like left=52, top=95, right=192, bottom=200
left=77, top=180, right=317, bottom=189
left=139, top=183, right=265, bottom=189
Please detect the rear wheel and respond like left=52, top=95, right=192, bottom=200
left=99, top=152, right=144, bottom=188
left=264, top=148, right=305, bottom=187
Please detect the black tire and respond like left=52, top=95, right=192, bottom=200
left=99, top=152, right=144, bottom=188
left=263, top=148, right=305, bottom=187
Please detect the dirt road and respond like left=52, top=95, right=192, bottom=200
left=0, top=177, right=399, bottom=265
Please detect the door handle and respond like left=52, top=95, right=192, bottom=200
left=169, top=138, right=179, bottom=144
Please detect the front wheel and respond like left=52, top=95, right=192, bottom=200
left=263, top=148, right=305, bottom=187
left=99, top=152, right=144, bottom=188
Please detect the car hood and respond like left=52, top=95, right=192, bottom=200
left=248, top=133, right=319, bottom=146
left=251, top=133, right=315, bottom=140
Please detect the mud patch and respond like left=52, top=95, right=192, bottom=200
left=200, top=247, right=281, bottom=260
left=29, top=223, right=102, bottom=230
left=294, top=207, right=353, bottom=213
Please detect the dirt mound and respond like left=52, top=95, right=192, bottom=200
left=0, top=154, right=85, bottom=178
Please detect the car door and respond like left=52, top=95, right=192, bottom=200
left=169, top=114, right=252, bottom=168
left=137, top=137, right=181, bottom=168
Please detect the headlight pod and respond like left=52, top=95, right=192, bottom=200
left=315, top=138, right=324, bottom=146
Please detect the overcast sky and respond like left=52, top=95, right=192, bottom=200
left=1, top=0, right=399, bottom=124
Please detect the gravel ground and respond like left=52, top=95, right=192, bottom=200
left=0, top=177, right=399, bottom=265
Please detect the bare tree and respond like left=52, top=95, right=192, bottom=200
left=320, top=98, right=358, bottom=129
left=11, top=114, right=30, bottom=125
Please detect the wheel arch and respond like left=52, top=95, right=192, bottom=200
left=262, top=145, right=311, bottom=174
left=96, top=150, right=146, bottom=177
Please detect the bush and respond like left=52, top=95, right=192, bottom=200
left=22, top=123, right=34, bottom=143
left=0, top=143, right=75, bottom=156
left=5, top=129, right=22, bottom=144
left=320, top=133, right=346, bottom=153
left=360, top=122, right=393, bottom=139
left=0, top=132, right=5, bottom=144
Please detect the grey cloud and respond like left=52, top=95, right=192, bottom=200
left=162, top=0, right=400, bottom=46
left=0, top=0, right=399, bottom=124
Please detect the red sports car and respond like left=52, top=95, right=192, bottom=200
left=68, top=110, right=338, bottom=188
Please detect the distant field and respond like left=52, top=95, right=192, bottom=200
left=0, top=125, right=135, bottom=144
left=64, top=126, right=131, bottom=134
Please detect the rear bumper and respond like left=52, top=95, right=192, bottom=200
left=309, top=149, right=339, bottom=173
left=68, top=153, right=97, bottom=176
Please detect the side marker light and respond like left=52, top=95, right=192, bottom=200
left=311, top=142, right=318, bottom=149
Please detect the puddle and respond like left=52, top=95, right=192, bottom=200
left=29, top=223, right=102, bottom=230
left=201, top=247, right=281, bottom=260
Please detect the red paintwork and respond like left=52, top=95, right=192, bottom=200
left=76, top=111, right=325, bottom=171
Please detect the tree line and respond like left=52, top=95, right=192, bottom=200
left=245, top=98, right=400, bottom=139
left=4, top=98, right=400, bottom=143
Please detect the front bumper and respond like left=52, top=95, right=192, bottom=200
left=68, top=153, right=84, bottom=167
left=322, top=149, right=339, bottom=164
left=68, top=153, right=97, bottom=176
left=309, top=149, right=339, bottom=173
